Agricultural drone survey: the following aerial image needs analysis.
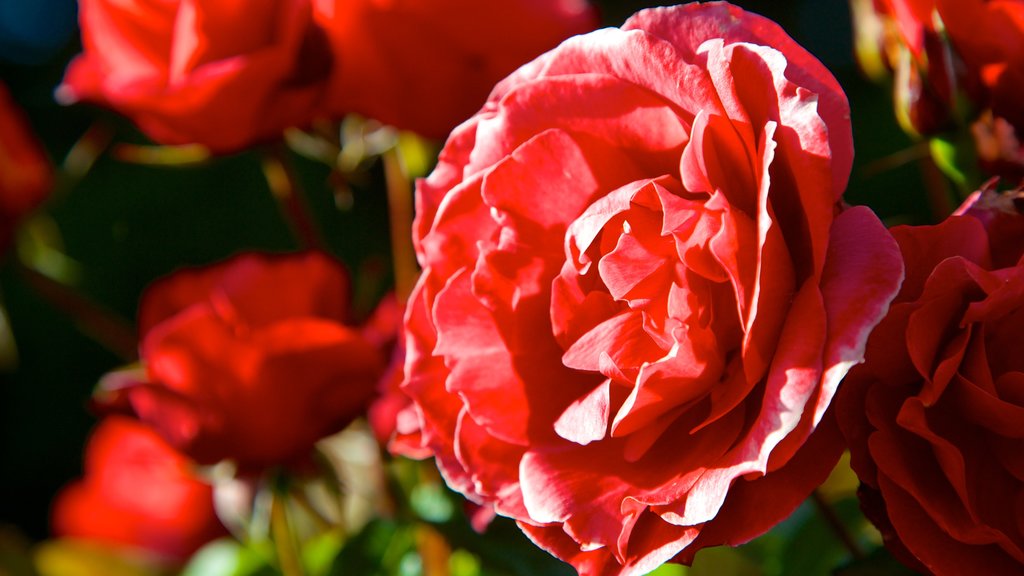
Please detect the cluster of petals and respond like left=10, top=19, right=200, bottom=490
left=398, top=3, right=904, bottom=574
left=51, top=417, right=226, bottom=562
left=837, top=184, right=1024, bottom=575
left=59, top=0, right=598, bottom=150
left=104, top=251, right=385, bottom=471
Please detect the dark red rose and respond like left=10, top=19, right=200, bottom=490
left=837, top=184, right=1024, bottom=575
left=59, top=0, right=333, bottom=153
left=104, top=252, right=384, bottom=471
left=400, top=3, right=904, bottom=574
left=51, top=417, right=226, bottom=562
left=0, top=82, right=51, bottom=251
left=313, top=0, right=598, bottom=139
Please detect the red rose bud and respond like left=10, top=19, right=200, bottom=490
left=51, top=417, right=226, bottom=563
left=836, top=183, right=1024, bottom=575
left=859, top=0, right=961, bottom=137
left=0, top=82, right=52, bottom=250
left=59, top=0, right=334, bottom=153
left=103, top=252, right=384, bottom=471
left=399, top=3, right=904, bottom=574
left=314, top=0, right=598, bottom=139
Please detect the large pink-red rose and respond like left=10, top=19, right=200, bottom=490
left=59, top=0, right=333, bottom=152
left=313, top=0, right=598, bottom=139
left=399, top=3, right=904, bottom=574
left=51, top=417, right=226, bottom=563
left=0, top=82, right=51, bottom=252
left=104, top=252, right=384, bottom=471
left=836, top=184, right=1024, bottom=575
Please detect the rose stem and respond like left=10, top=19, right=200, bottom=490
left=289, top=485, right=334, bottom=532
left=15, top=261, right=136, bottom=360
left=262, top=145, right=326, bottom=251
left=416, top=523, right=452, bottom=576
left=270, top=476, right=306, bottom=576
left=57, top=120, right=115, bottom=197
left=811, top=489, right=865, bottom=560
left=381, top=147, right=418, bottom=302
left=919, top=154, right=956, bottom=220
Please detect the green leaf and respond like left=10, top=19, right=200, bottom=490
left=327, top=519, right=415, bottom=576
left=834, top=546, right=920, bottom=576
left=179, top=539, right=277, bottom=576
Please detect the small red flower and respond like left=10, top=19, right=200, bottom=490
left=51, top=417, right=226, bottom=562
left=314, top=0, right=598, bottom=138
left=59, top=0, right=334, bottom=152
left=107, top=252, right=384, bottom=471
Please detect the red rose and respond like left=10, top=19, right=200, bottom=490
left=865, top=1, right=1024, bottom=171
left=59, top=0, right=333, bottom=153
left=106, top=252, right=384, bottom=470
left=51, top=416, right=225, bottom=562
left=400, top=3, right=903, bottom=574
left=0, top=82, right=51, bottom=250
left=313, top=0, right=598, bottom=139
left=836, top=184, right=1024, bottom=575
left=934, top=1, right=1024, bottom=128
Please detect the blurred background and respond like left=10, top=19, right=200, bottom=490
left=0, top=0, right=932, bottom=573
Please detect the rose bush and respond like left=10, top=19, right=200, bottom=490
left=399, top=3, right=904, bottom=574
left=836, top=184, right=1024, bottom=575
left=59, top=0, right=334, bottom=153
left=103, top=252, right=384, bottom=471
left=0, top=81, right=51, bottom=251
left=314, top=0, right=598, bottom=139
left=51, top=416, right=225, bottom=562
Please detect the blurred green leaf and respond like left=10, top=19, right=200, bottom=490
left=410, top=483, right=455, bottom=523
left=647, top=563, right=687, bottom=575
left=834, top=546, right=920, bottom=576
left=179, top=539, right=277, bottom=576
left=328, top=519, right=415, bottom=576
left=929, top=135, right=978, bottom=196
left=302, top=530, right=345, bottom=576
left=690, top=546, right=762, bottom=576
left=449, top=549, right=482, bottom=576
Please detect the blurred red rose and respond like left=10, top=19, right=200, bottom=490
left=400, top=3, right=903, bottom=574
left=51, top=416, right=225, bottom=563
left=864, top=0, right=1024, bottom=171
left=0, top=82, right=51, bottom=250
left=105, top=252, right=384, bottom=471
left=59, top=0, right=334, bottom=153
left=313, top=0, right=598, bottom=139
left=836, top=183, right=1024, bottom=575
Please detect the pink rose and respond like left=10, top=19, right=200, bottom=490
left=400, top=3, right=903, bottom=574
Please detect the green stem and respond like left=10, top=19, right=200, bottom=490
left=811, top=490, right=865, bottom=560
left=270, top=478, right=305, bottom=576
left=261, top=147, right=325, bottom=251
left=16, top=261, right=136, bottom=360
left=381, top=148, right=418, bottom=301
